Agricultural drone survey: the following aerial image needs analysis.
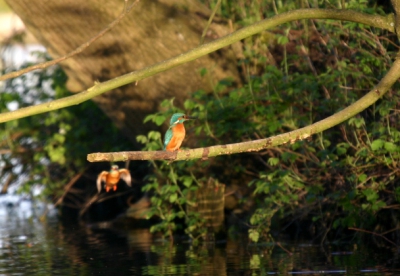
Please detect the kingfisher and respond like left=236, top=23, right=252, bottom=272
left=96, top=165, right=132, bottom=193
left=163, top=113, right=196, bottom=152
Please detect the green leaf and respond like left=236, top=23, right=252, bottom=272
left=384, top=142, right=397, bottom=152
left=362, top=188, right=378, bottom=202
left=154, top=114, right=167, bottom=126
left=348, top=117, right=365, bottom=128
left=53, top=133, right=66, bottom=143
left=249, top=254, right=261, bottom=269
left=181, top=176, right=193, bottom=188
left=268, top=157, right=279, bottom=166
left=199, top=68, right=208, bottom=77
left=177, top=211, right=185, bottom=218
left=276, top=35, right=289, bottom=45
left=184, top=100, right=195, bottom=110
left=358, top=174, right=367, bottom=182
left=169, top=193, right=178, bottom=203
left=136, top=135, right=147, bottom=144
left=47, top=146, right=66, bottom=165
left=143, top=114, right=154, bottom=123
left=337, top=146, right=347, bottom=155
left=248, top=229, right=260, bottom=243
left=371, top=139, right=384, bottom=151
left=148, top=131, right=161, bottom=141
left=371, top=200, right=386, bottom=211
left=312, top=215, right=320, bottom=222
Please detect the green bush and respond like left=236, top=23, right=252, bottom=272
left=138, top=1, right=400, bottom=243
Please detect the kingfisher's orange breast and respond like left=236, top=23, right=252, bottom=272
left=106, top=171, right=120, bottom=185
left=165, top=123, right=186, bottom=151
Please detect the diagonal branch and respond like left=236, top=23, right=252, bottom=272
left=391, top=0, right=400, bottom=40
left=0, top=8, right=395, bottom=124
left=0, top=0, right=140, bottom=82
left=87, top=55, right=400, bottom=162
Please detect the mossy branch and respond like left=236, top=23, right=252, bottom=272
left=87, top=55, right=400, bottom=162
left=0, top=8, right=395, bottom=124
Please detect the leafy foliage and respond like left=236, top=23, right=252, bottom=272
left=138, top=0, right=400, bottom=244
left=137, top=101, right=207, bottom=242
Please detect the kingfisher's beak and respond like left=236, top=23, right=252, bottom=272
left=185, top=115, right=197, bottom=120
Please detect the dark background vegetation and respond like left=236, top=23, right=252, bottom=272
left=1, top=0, right=400, bottom=245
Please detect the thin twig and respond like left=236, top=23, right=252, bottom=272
left=200, top=0, right=222, bottom=45
left=0, top=0, right=140, bottom=81
left=349, top=227, right=398, bottom=247
left=276, top=241, right=293, bottom=255
left=381, top=226, right=400, bottom=235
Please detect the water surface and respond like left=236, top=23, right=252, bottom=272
left=0, top=201, right=399, bottom=275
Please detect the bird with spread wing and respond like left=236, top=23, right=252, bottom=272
left=96, top=165, right=132, bottom=193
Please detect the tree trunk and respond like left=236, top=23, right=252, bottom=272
left=5, top=0, right=240, bottom=143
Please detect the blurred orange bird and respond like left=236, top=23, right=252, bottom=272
left=96, top=165, right=132, bottom=193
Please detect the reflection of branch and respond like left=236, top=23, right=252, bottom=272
left=87, top=56, right=400, bottom=162
left=0, top=0, right=140, bottom=82
left=276, top=242, right=292, bottom=255
left=54, top=170, right=86, bottom=207
left=79, top=194, right=100, bottom=218
left=40, top=170, right=85, bottom=220
left=0, top=8, right=394, bottom=124
left=349, top=227, right=398, bottom=247
left=78, top=189, right=132, bottom=218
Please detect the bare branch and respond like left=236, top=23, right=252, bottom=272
left=87, top=55, right=400, bottom=162
left=0, top=0, right=140, bottom=82
left=0, top=8, right=395, bottom=124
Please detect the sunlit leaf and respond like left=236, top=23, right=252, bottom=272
left=384, top=142, right=397, bottom=152
left=268, top=157, right=279, bottom=166
left=371, top=139, right=384, bottom=151
left=169, top=193, right=178, bottom=203
left=248, top=229, right=260, bottom=243
left=136, top=135, right=147, bottom=144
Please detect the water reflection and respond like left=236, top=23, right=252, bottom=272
left=1, top=204, right=400, bottom=275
